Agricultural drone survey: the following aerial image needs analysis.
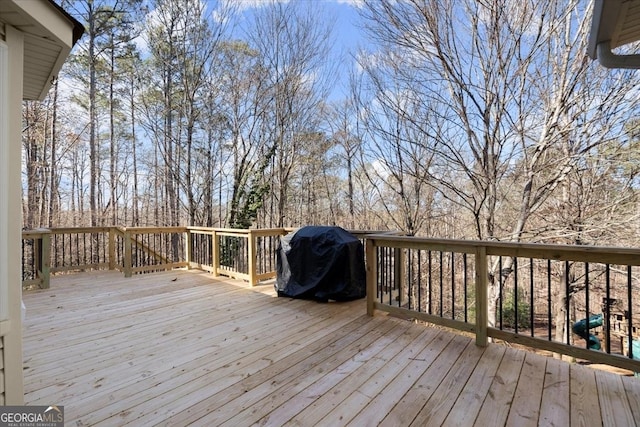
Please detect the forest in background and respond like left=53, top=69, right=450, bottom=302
left=21, top=0, right=640, bottom=248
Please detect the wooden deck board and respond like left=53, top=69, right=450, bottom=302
left=301, top=327, right=443, bottom=426
left=474, top=347, right=525, bottom=426
left=538, top=357, right=570, bottom=427
left=22, top=270, right=640, bottom=426
left=570, top=363, right=603, bottom=426
left=25, top=297, right=302, bottom=386
left=158, top=315, right=381, bottom=425
left=409, top=338, right=486, bottom=426
left=72, top=304, right=367, bottom=425
left=26, top=290, right=346, bottom=405
left=622, top=374, right=640, bottom=425
left=208, top=321, right=408, bottom=426
left=506, top=352, right=547, bottom=426
left=594, top=369, right=636, bottom=426
left=314, top=327, right=440, bottom=426
left=161, top=319, right=402, bottom=426
left=375, top=333, right=471, bottom=425
left=261, top=323, right=434, bottom=426
left=442, top=343, right=506, bottom=426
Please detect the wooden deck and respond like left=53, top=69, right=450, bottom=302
left=22, top=270, right=640, bottom=426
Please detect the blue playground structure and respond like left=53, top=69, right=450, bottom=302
left=572, top=314, right=603, bottom=350
left=572, top=313, right=640, bottom=376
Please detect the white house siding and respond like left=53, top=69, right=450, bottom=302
left=0, top=1, right=81, bottom=404
left=0, top=23, right=25, bottom=405
left=0, top=336, right=4, bottom=405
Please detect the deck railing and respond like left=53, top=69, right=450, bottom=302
left=186, top=227, right=284, bottom=284
left=22, top=226, right=640, bottom=372
left=365, top=235, right=640, bottom=373
left=21, top=226, right=293, bottom=289
left=22, top=227, right=112, bottom=288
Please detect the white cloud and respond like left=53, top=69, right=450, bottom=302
left=371, top=158, right=391, bottom=179
left=231, top=0, right=290, bottom=11
left=231, top=0, right=364, bottom=11
left=333, top=0, right=365, bottom=8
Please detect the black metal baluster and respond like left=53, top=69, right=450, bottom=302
left=451, top=252, right=455, bottom=320
left=514, top=257, right=519, bottom=333
left=68, top=232, right=72, bottom=267
left=585, top=262, right=590, bottom=349
left=428, top=250, right=432, bottom=315
left=407, top=249, right=412, bottom=310
left=418, top=250, right=422, bottom=313
left=377, top=247, right=382, bottom=301
left=463, top=253, right=468, bottom=323
left=565, top=261, right=571, bottom=345
left=439, top=251, right=443, bottom=317
left=547, top=259, right=552, bottom=341
left=530, top=259, right=534, bottom=337
left=392, top=248, right=397, bottom=306
left=605, top=264, right=611, bottom=354
left=499, top=257, right=503, bottom=330
left=628, top=266, right=633, bottom=359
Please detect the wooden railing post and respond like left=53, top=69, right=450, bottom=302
left=475, top=245, right=488, bottom=347
left=123, top=228, right=133, bottom=278
left=366, top=238, right=378, bottom=316
left=248, top=230, right=257, bottom=286
left=212, top=230, right=219, bottom=277
left=33, top=233, right=42, bottom=284
left=35, top=230, right=51, bottom=289
left=185, top=228, right=192, bottom=270
left=108, top=227, right=116, bottom=270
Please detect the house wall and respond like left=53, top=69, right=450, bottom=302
left=0, top=25, right=6, bottom=407
left=0, top=336, right=4, bottom=405
left=0, top=0, right=81, bottom=405
left=0, top=24, right=25, bottom=405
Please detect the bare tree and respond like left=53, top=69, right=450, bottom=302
left=212, top=39, right=272, bottom=228
left=172, top=0, right=230, bottom=225
left=65, top=0, right=132, bottom=225
left=246, top=0, right=337, bottom=227
left=358, top=0, right=640, bottom=327
left=328, top=99, right=363, bottom=229
left=22, top=100, right=49, bottom=229
left=353, top=50, right=437, bottom=236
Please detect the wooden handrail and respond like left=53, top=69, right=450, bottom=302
left=48, top=226, right=112, bottom=234
left=364, top=234, right=640, bottom=265
left=125, top=226, right=188, bottom=233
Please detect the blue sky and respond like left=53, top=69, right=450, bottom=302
left=231, top=0, right=366, bottom=49
left=329, top=0, right=366, bottom=51
left=327, top=0, right=368, bottom=98
left=133, top=0, right=368, bottom=101
left=230, top=0, right=368, bottom=100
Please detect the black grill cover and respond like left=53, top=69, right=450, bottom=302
left=276, top=226, right=366, bottom=302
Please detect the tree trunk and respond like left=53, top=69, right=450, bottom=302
left=109, top=32, right=117, bottom=225
left=89, top=0, right=99, bottom=226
